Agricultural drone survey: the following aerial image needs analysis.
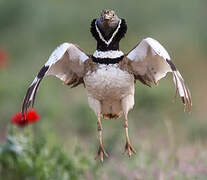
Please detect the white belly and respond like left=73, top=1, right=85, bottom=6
left=84, top=64, right=135, bottom=119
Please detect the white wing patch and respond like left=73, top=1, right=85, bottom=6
left=145, top=37, right=171, bottom=60
left=67, top=44, right=88, bottom=63
left=45, top=43, right=70, bottom=66
left=45, top=43, right=88, bottom=66
left=127, top=37, right=170, bottom=62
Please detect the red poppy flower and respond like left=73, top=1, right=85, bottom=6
left=0, top=48, right=9, bottom=69
left=11, top=109, right=40, bottom=127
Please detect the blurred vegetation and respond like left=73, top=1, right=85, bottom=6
left=0, top=0, right=207, bottom=179
left=0, top=129, right=98, bottom=180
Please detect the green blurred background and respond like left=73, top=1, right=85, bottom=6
left=0, top=0, right=207, bottom=179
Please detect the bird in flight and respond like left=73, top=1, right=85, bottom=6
left=22, top=10, right=191, bottom=162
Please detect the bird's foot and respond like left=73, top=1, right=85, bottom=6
left=124, top=141, right=136, bottom=157
left=95, top=145, right=109, bottom=162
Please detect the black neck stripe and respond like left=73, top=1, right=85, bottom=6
left=92, top=56, right=124, bottom=65
left=90, top=18, right=127, bottom=51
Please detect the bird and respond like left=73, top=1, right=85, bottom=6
left=22, top=10, right=191, bottom=162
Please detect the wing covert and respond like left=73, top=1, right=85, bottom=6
left=22, top=43, right=89, bottom=115
left=126, top=37, right=191, bottom=111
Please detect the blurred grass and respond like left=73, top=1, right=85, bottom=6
left=0, top=129, right=99, bottom=180
left=0, top=0, right=207, bottom=179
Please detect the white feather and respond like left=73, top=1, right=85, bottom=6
left=93, top=50, right=124, bottom=59
left=127, top=37, right=171, bottom=62
left=145, top=37, right=171, bottom=60
left=45, top=43, right=70, bottom=66
left=45, top=43, right=88, bottom=67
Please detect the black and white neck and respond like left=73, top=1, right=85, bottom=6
left=90, top=18, right=127, bottom=51
left=90, top=18, right=127, bottom=64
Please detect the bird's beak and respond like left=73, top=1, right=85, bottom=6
left=101, top=10, right=113, bottom=22
left=103, top=14, right=111, bottom=21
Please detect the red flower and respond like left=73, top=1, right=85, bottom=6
left=11, top=109, right=40, bottom=127
left=0, top=48, right=9, bottom=69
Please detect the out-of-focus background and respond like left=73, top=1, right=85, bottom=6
left=0, top=0, right=207, bottom=179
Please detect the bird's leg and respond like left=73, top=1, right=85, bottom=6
left=123, top=113, right=136, bottom=157
left=95, top=116, right=108, bottom=162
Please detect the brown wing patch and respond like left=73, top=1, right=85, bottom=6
left=120, top=56, right=155, bottom=86
left=64, top=73, right=84, bottom=88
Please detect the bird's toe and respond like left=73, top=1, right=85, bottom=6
left=95, top=145, right=109, bottom=162
left=124, top=141, right=136, bottom=157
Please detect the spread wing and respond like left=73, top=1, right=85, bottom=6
left=126, top=37, right=191, bottom=111
left=22, top=43, right=89, bottom=115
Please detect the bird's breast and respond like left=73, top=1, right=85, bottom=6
left=84, top=64, right=134, bottom=100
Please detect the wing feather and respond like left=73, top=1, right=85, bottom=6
left=22, top=43, right=89, bottom=115
left=127, top=37, right=191, bottom=111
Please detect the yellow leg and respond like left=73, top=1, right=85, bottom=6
left=95, top=116, right=108, bottom=162
left=123, top=113, right=136, bottom=157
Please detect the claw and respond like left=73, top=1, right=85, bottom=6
left=95, top=145, right=109, bottom=162
left=124, top=141, right=136, bottom=157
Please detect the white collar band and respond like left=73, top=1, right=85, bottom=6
left=93, top=50, right=124, bottom=59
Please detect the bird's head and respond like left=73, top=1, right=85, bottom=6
left=100, top=10, right=119, bottom=23
left=96, top=10, right=120, bottom=37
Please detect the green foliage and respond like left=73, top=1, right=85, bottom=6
left=0, top=131, right=97, bottom=180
